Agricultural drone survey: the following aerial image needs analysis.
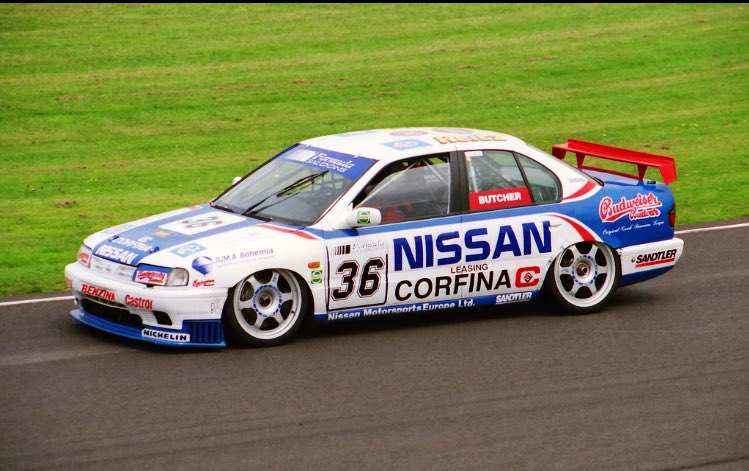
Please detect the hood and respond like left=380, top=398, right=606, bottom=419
left=88, top=205, right=288, bottom=267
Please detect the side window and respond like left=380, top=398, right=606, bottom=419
left=354, top=154, right=451, bottom=223
left=465, top=150, right=532, bottom=211
left=516, top=153, right=561, bottom=203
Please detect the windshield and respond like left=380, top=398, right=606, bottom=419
left=213, top=145, right=375, bottom=225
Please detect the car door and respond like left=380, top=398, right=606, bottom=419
left=457, top=149, right=563, bottom=306
left=324, top=153, right=464, bottom=318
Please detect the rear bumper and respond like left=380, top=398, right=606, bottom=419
left=618, top=237, right=684, bottom=286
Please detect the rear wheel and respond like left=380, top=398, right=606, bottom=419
left=224, top=269, right=307, bottom=347
left=548, top=242, right=620, bottom=314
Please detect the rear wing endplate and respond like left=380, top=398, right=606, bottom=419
left=551, top=139, right=677, bottom=185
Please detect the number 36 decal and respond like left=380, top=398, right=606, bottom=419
left=331, top=257, right=385, bottom=300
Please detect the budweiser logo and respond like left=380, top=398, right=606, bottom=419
left=599, top=193, right=662, bottom=223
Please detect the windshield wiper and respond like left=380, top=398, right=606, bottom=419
left=243, top=171, right=327, bottom=217
left=276, top=171, right=328, bottom=196
left=210, top=202, right=236, bottom=214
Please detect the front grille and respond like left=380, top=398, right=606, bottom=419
left=81, top=293, right=121, bottom=309
left=153, top=311, right=172, bottom=326
left=88, top=256, right=136, bottom=282
left=80, top=299, right=143, bottom=329
left=186, top=320, right=223, bottom=345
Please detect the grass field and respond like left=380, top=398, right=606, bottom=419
left=1, top=3, right=747, bottom=296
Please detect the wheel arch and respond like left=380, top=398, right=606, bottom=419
left=222, top=266, right=314, bottom=347
left=543, top=240, right=621, bottom=314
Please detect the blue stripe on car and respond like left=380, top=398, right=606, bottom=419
left=92, top=205, right=267, bottom=266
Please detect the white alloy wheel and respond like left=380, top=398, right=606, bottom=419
left=225, top=269, right=306, bottom=346
left=549, top=242, right=620, bottom=314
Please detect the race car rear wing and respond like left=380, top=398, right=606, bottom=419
left=551, top=139, right=677, bottom=185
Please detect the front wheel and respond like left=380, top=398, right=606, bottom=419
left=547, top=242, right=620, bottom=314
left=224, top=269, right=307, bottom=347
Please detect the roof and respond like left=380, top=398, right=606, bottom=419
left=300, top=127, right=527, bottom=161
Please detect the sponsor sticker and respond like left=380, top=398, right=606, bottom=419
left=631, top=249, right=677, bottom=268
left=331, top=241, right=386, bottom=256
left=515, top=266, right=541, bottom=288
left=311, top=270, right=323, bottom=284
left=142, top=329, right=190, bottom=343
left=450, top=263, right=488, bottom=274
left=197, top=249, right=275, bottom=269
left=94, top=244, right=139, bottom=265
left=328, top=300, right=460, bottom=321
left=434, top=134, right=507, bottom=144
left=81, top=284, right=116, bottom=303
left=495, top=291, right=533, bottom=305
left=356, top=210, right=371, bottom=225
left=390, top=130, right=428, bottom=136
left=324, top=293, right=534, bottom=321
left=171, top=243, right=206, bottom=257
left=125, top=295, right=154, bottom=310
left=109, top=236, right=156, bottom=253
left=284, top=146, right=374, bottom=179
left=193, top=279, right=216, bottom=288
left=210, top=301, right=223, bottom=316
left=599, top=193, right=662, bottom=223
left=159, top=212, right=246, bottom=236
left=334, top=130, right=380, bottom=138
left=382, top=139, right=431, bottom=151
left=469, top=188, right=532, bottom=210
left=192, top=256, right=214, bottom=275
left=133, top=264, right=170, bottom=286
left=394, top=267, right=533, bottom=302
left=431, top=128, right=476, bottom=135
left=134, top=270, right=167, bottom=285
left=393, top=220, right=551, bottom=271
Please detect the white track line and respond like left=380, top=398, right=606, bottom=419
left=0, top=222, right=746, bottom=307
left=675, top=222, right=749, bottom=235
left=0, top=346, right=130, bottom=367
left=0, top=295, right=74, bottom=307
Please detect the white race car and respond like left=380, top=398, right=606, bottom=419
left=65, top=128, right=684, bottom=347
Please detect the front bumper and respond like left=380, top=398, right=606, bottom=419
left=65, top=261, right=228, bottom=347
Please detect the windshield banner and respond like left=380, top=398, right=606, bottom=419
left=284, top=146, right=374, bottom=179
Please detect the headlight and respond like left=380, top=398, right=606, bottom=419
left=133, top=264, right=188, bottom=287
left=78, top=245, right=92, bottom=267
left=166, top=268, right=189, bottom=287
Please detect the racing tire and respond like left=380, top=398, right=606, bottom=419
left=223, top=269, right=307, bottom=347
left=547, top=241, right=620, bottom=315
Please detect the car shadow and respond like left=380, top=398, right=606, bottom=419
left=65, top=318, right=224, bottom=354
left=299, top=298, right=564, bottom=342
left=64, top=291, right=654, bottom=352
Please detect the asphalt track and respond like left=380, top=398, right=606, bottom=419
left=1, top=221, right=748, bottom=470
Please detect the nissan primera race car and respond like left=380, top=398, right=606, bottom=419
left=65, top=128, right=684, bottom=347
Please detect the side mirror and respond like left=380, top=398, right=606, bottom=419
left=345, top=207, right=382, bottom=228
left=231, top=176, right=242, bottom=186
